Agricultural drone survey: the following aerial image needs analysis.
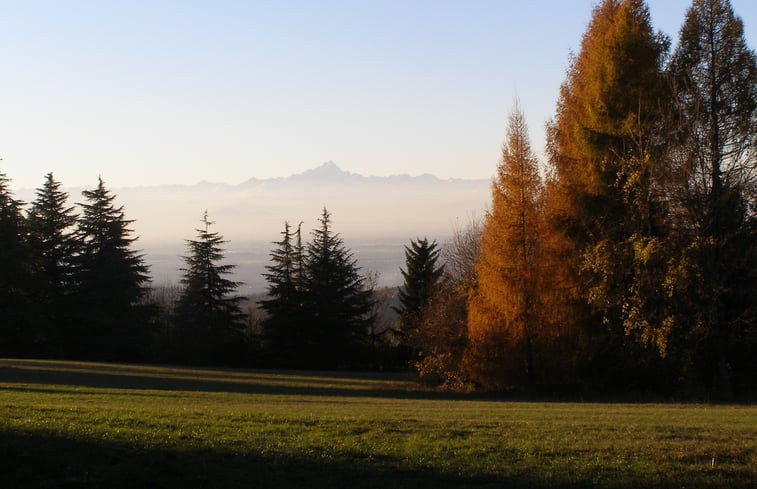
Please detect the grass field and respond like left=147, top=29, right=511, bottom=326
left=1, top=359, right=755, bottom=488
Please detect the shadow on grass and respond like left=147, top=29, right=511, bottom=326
left=0, top=430, right=537, bottom=489
left=0, top=359, right=476, bottom=401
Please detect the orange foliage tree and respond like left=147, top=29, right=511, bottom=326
left=464, top=103, right=547, bottom=390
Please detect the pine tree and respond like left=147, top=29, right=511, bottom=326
left=26, top=173, right=79, bottom=350
left=465, top=104, right=546, bottom=389
left=395, top=237, right=444, bottom=333
left=0, top=170, right=34, bottom=354
left=175, top=211, right=245, bottom=364
left=260, top=221, right=307, bottom=365
left=301, top=208, right=374, bottom=368
left=545, top=0, right=670, bottom=389
left=74, top=176, right=151, bottom=359
left=666, top=0, right=757, bottom=398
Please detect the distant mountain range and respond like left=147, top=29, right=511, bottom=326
left=17, top=162, right=491, bottom=290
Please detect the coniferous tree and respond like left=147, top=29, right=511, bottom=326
left=545, top=0, right=670, bottom=389
left=0, top=170, right=33, bottom=354
left=301, top=208, right=374, bottom=368
left=395, top=237, right=444, bottom=333
left=26, top=173, right=79, bottom=351
left=74, top=176, right=150, bottom=359
left=260, top=221, right=306, bottom=365
left=665, top=0, right=757, bottom=398
left=465, top=104, right=551, bottom=389
left=175, top=211, right=245, bottom=364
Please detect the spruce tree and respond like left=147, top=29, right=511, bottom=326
left=301, top=208, right=374, bottom=368
left=260, top=221, right=306, bottom=365
left=666, top=0, right=757, bottom=398
left=0, top=170, right=33, bottom=354
left=74, top=176, right=151, bottom=359
left=175, top=211, right=245, bottom=364
left=26, top=173, right=79, bottom=351
left=395, top=237, right=443, bottom=335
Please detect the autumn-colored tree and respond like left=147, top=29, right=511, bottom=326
left=665, top=0, right=757, bottom=398
left=464, top=104, right=545, bottom=390
left=410, top=219, right=481, bottom=389
left=545, top=0, right=670, bottom=389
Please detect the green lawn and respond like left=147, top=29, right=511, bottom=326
left=1, top=359, right=755, bottom=488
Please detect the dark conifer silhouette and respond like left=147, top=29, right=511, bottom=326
left=301, top=208, right=374, bottom=368
left=175, top=211, right=245, bottom=364
left=74, top=176, right=150, bottom=359
left=395, top=237, right=443, bottom=337
left=26, top=173, right=79, bottom=352
left=0, top=170, right=34, bottom=353
left=260, top=221, right=307, bottom=366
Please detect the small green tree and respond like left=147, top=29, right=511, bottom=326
left=395, top=237, right=443, bottom=339
left=301, top=208, right=375, bottom=368
left=175, top=211, right=245, bottom=364
left=74, top=176, right=151, bottom=359
left=26, top=173, right=79, bottom=351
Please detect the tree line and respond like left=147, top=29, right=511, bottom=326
left=398, top=0, right=756, bottom=400
left=1, top=0, right=754, bottom=399
left=0, top=172, right=384, bottom=367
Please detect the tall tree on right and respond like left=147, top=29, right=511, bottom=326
left=666, top=0, right=757, bottom=398
left=545, top=0, right=670, bottom=389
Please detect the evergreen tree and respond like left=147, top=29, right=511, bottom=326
left=74, top=176, right=151, bottom=359
left=260, top=221, right=307, bottom=365
left=301, top=208, right=374, bottom=368
left=545, top=0, right=670, bottom=389
left=465, top=104, right=549, bottom=389
left=0, top=170, right=33, bottom=354
left=395, top=237, right=444, bottom=333
left=26, top=173, right=79, bottom=351
left=175, top=211, right=245, bottom=364
left=666, top=0, right=757, bottom=398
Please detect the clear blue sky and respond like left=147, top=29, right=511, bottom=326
left=1, top=0, right=755, bottom=189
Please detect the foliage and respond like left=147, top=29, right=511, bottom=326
left=25, top=173, right=79, bottom=352
left=665, top=0, right=757, bottom=398
left=545, top=0, right=671, bottom=390
left=465, top=104, right=550, bottom=390
left=259, top=221, right=308, bottom=366
left=300, top=208, right=375, bottom=368
left=0, top=171, right=33, bottom=353
left=395, top=237, right=444, bottom=337
left=175, top=211, right=246, bottom=364
left=410, top=219, right=482, bottom=389
left=74, top=177, right=151, bottom=359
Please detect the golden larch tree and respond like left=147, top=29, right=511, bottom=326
left=465, top=103, right=545, bottom=390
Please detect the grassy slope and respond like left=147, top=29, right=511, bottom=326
left=1, top=359, right=755, bottom=488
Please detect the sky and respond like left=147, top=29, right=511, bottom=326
left=1, top=0, right=755, bottom=190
